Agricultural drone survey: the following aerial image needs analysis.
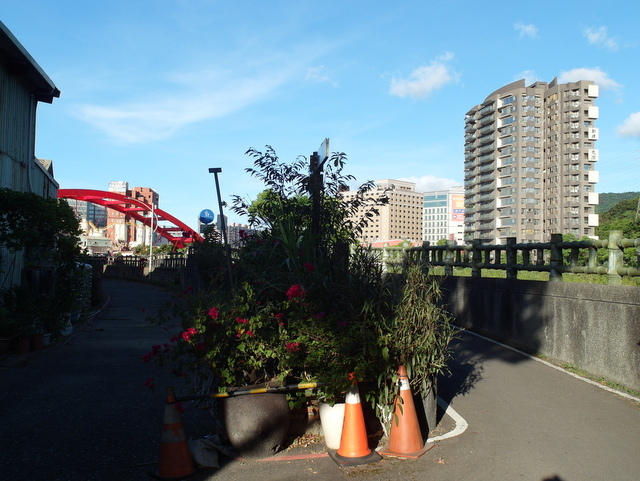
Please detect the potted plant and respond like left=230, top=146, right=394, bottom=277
left=147, top=146, right=392, bottom=453
left=375, top=262, right=457, bottom=436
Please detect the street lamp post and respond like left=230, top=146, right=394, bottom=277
left=208, top=167, right=234, bottom=295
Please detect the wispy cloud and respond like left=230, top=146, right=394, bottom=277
left=73, top=71, right=291, bottom=144
left=558, top=67, right=622, bottom=92
left=515, top=70, right=538, bottom=86
left=389, top=53, right=458, bottom=100
left=398, top=175, right=461, bottom=193
left=617, top=112, right=640, bottom=138
left=514, top=22, right=538, bottom=39
left=305, top=65, right=338, bottom=87
left=583, top=26, right=619, bottom=51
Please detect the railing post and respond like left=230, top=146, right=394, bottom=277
left=549, top=233, right=563, bottom=281
left=471, top=240, right=482, bottom=277
left=607, top=230, right=623, bottom=285
left=421, top=241, right=430, bottom=274
left=445, top=240, right=455, bottom=277
left=506, top=237, right=517, bottom=279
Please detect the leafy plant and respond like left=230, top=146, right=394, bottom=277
left=0, top=189, right=83, bottom=338
left=374, top=262, right=457, bottom=430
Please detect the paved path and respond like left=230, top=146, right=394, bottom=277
left=0, top=279, right=638, bottom=480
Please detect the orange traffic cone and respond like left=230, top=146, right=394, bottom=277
left=152, top=386, right=195, bottom=480
left=379, top=365, right=434, bottom=458
left=329, top=376, right=381, bottom=467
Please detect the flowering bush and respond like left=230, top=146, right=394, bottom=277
left=146, top=146, right=454, bottom=423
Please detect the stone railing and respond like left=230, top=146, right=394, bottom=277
left=372, top=231, right=640, bottom=285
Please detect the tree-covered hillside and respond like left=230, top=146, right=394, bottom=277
left=597, top=192, right=640, bottom=214
left=595, top=195, right=639, bottom=240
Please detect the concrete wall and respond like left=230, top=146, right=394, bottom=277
left=441, top=277, right=640, bottom=392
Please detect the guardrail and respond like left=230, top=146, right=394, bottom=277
left=373, top=231, right=640, bottom=285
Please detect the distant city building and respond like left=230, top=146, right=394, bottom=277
left=423, top=187, right=465, bottom=245
left=464, top=78, right=600, bottom=244
left=105, top=182, right=158, bottom=250
left=342, top=179, right=424, bottom=244
left=67, top=199, right=107, bottom=230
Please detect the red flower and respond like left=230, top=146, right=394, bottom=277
left=285, top=342, right=301, bottom=352
left=235, top=317, right=248, bottom=324
left=246, top=330, right=254, bottom=337
left=303, top=263, right=315, bottom=273
left=286, top=284, right=305, bottom=300
left=143, top=377, right=155, bottom=392
left=207, top=307, right=219, bottom=319
left=181, top=328, right=198, bottom=342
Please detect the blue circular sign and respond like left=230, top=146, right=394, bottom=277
left=199, top=209, right=215, bottom=225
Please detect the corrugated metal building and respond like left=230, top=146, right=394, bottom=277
left=0, top=21, right=61, bottom=287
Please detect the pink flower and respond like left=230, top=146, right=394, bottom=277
left=285, top=342, right=300, bottom=352
left=303, top=263, right=315, bottom=273
left=207, top=307, right=219, bottom=319
left=235, top=317, right=248, bottom=324
left=286, top=284, right=305, bottom=300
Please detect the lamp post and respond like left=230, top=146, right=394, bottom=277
left=208, top=167, right=234, bottom=294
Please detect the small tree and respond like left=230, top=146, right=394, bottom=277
left=0, top=188, right=83, bottom=337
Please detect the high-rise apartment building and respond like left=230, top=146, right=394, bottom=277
left=464, top=78, right=599, bottom=244
left=423, top=187, right=465, bottom=245
left=342, top=179, right=424, bottom=244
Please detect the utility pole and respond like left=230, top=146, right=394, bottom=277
left=208, top=167, right=234, bottom=295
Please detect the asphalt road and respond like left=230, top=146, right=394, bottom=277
left=1, top=279, right=638, bottom=481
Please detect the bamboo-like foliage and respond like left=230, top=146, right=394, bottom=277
left=374, top=262, right=457, bottom=428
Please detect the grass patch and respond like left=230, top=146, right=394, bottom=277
left=559, top=362, right=640, bottom=398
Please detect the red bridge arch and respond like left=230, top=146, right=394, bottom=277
left=58, top=189, right=203, bottom=249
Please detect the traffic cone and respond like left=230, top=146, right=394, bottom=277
left=379, top=365, right=434, bottom=458
left=329, top=376, right=381, bottom=467
left=152, top=386, right=195, bottom=480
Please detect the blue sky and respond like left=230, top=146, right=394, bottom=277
left=2, top=1, right=639, bottom=230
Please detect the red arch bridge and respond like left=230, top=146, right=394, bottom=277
left=57, top=189, right=203, bottom=249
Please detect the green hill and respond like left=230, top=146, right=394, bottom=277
left=595, top=194, right=639, bottom=240
left=597, top=192, right=640, bottom=214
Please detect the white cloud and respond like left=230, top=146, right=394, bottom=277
left=73, top=67, right=295, bottom=144
left=398, top=175, right=461, bottom=193
left=389, top=52, right=458, bottom=100
left=616, top=112, right=640, bottom=138
left=514, top=22, right=538, bottom=39
left=305, top=65, right=338, bottom=87
left=516, top=70, right=538, bottom=86
left=557, top=67, right=622, bottom=92
left=583, top=26, right=619, bottom=51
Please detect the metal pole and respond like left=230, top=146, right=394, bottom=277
left=208, top=167, right=235, bottom=294
left=148, top=200, right=154, bottom=280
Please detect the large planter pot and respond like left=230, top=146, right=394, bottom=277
left=414, top=376, right=438, bottom=437
left=318, top=402, right=345, bottom=449
left=30, top=333, right=44, bottom=351
left=220, top=391, right=290, bottom=459
left=0, top=337, right=11, bottom=354
left=13, top=337, right=30, bottom=355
